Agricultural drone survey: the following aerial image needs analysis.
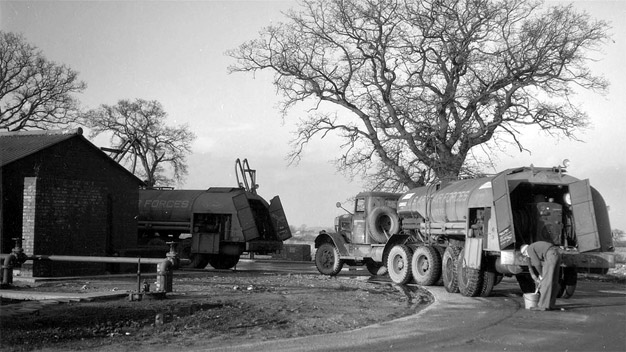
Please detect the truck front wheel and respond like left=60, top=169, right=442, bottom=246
left=387, top=244, right=413, bottom=284
left=315, top=243, right=344, bottom=276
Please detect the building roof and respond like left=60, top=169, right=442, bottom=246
left=0, top=128, right=82, bottom=166
left=0, top=128, right=144, bottom=184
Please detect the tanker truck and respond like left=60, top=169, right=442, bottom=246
left=314, top=162, right=615, bottom=298
left=136, top=159, right=292, bottom=269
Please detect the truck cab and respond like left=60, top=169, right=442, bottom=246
left=315, top=192, right=403, bottom=276
left=335, top=192, right=401, bottom=244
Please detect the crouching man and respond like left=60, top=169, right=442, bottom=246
left=521, top=241, right=562, bottom=311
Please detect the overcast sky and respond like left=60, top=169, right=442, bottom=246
left=1, top=0, right=625, bottom=231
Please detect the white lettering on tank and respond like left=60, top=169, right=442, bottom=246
left=141, top=199, right=190, bottom=208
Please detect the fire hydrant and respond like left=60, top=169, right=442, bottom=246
left=156, top=259, right=173, bottom=293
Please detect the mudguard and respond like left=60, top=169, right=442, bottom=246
left=315, top=231, right=350, bottom=257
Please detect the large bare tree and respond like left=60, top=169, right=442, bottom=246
left=228, top=0, right=609, bottom=190
left=82, top=99, right=195, bottom=188
left=0, top=31, right=86, bottom=131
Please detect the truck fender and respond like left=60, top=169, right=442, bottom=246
left=315, top=231, right=350, bottom=257
left=382, top=234, right=412, bottom=260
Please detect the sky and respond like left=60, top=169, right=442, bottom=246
left=1, top=0, right=625, bottom=231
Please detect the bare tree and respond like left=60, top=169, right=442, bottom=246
left=0, top=31, right=86, bottom=131
left=228, top=0, right=610, bottom=190
left=82, top=99, right=195, bottom=188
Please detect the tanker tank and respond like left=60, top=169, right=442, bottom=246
left=138, top=189, right=205, bottom=229
left=396, top=177, right=494, bottom=223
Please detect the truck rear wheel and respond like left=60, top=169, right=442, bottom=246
left=434, top=246, right=445, bottom=286
left=365, top=259, right=387, bottom=276
left=457, top=248, right=484, bottom=297
left=557, top=267, right=577, bottom=298
left=442, top=246, right=462, bottom=293
left=207, top=254, right=240, bottom=270
left=411, top=246, right=442, bottom=286
left=315, top=243, right=344, bottom=276
left=387, top=244, right=413, bottom=284
left=188, top=254, right=210, bottom=269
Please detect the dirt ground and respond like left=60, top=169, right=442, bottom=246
left=0, top=270, right=432, bottom=352
left=2, top=262, right=624, bottom=352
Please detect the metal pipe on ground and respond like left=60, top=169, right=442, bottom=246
left=0, top=254, right=191, bottom=293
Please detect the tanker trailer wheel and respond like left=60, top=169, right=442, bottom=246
left=207, top=254, right=240, bottom=270
left=315, top=242, right=344, bottom=276
left=411, top=246, right=442, bottom=286
left=434, top=246, right=445, bottom=286
left=442, top=246, right=462, bottom=293
left=557, top=267, right=577, bottom=298
left=365, top=259, right=388, bottom=276
left=387, top=244, right=413, bottom=284
left=457, top=248, right=484, bottom=297
left=479, top=258, right=498, bottom=297
left=367, top=206, right=400, bottom=243
left=441, top=246, right=462, bottom=293
left=479, top=271, right=497, bottom=297
left=180, top=241, right=210, bottom=268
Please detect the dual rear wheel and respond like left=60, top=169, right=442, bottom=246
left=444, top=245, right=497, bottom=297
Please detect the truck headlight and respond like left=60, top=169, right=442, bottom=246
left=563, top=193, right=571, bottom=206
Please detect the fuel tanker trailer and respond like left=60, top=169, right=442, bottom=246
left=137, top=159, right=292, bottom=269
left=314, top=162, right=615, bottom=298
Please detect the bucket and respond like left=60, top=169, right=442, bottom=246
left=523, top=293, right=539, bottom=309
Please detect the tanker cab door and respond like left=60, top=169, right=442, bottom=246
left=569, top=179, right=601, bottom=252
left=269, top=196, right=292, bottom=241
left=491, top=173, right=515, bottom=250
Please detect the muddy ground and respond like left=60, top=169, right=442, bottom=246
left=3, top=262, right=624, bottom=352
left=1, top=270, right=431, bottom=352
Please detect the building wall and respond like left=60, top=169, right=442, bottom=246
left=2, top=137, right=139, bottom=277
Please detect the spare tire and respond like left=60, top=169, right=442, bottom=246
left=367, top=206, right=400, bottom=243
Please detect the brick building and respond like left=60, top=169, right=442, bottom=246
left=0, top=128, right=143, bottom=277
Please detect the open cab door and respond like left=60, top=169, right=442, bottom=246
left=569, top=179, right=601, bottom=252
left=269, top=196, right=292, bottom=241
left=491, top=172, right=515, bottom=250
